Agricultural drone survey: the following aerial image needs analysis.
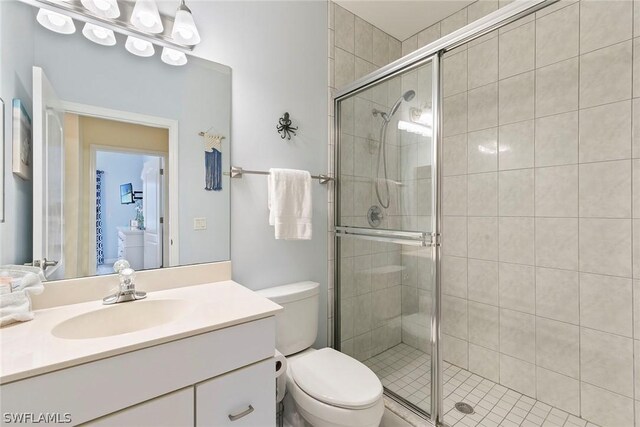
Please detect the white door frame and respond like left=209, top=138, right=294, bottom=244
left=62, top=101, right=179, bottom=270
left=89, top=145, right=168, bottom=275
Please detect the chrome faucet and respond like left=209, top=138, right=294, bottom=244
left=103, top=260, right=147, bottom=305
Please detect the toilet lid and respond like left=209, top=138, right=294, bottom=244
left=291, top=348, right=383, bottom=410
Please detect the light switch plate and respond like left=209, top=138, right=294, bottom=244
left=193, top=217, right=207, bottom=230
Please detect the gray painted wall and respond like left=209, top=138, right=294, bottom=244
left=0, top=1, right=35, bottom=266
left=189, top=1, right=329, bottom=348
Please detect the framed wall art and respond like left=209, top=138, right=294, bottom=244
left=12, top=99, right=31, bottom=180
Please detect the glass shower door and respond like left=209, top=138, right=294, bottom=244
left=335, top=56, right=439, bottom=417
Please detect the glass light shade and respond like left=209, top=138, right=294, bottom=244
left=130, top=0, right=163, bottom=34
left=172, top=9, right=200, bottom=45
left=161, top=48, right=187, bottom=66
left=36, top=9, right=76, bottom=34
left=82, top=23, right=116, bottom=46
left=81, top=0, right=120, bottom=18
left=125, top=36, right=155, bottom=57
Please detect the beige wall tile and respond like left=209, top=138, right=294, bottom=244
left=500, top=308, right=535, bottom=362
left=354, top=16, right=373, bottom=62
left=580, top=382, right=635, bottom=427
left=443, top=175, right=467, bottom=216
left=498, top=120, right=534, bottom=170
left=536, top=3, right=579, bottom=67
left=442, top=255, right=467, bottom=298
left=468, top=216, right=498, bottom=261
left=417, top=23, right=440, bottom=48
left=468, top=36, right=499, bottom=89
left=444, top=135, right=468, bottom=177
left=469, top=344, right=499, bottom=382
left=444, top=50, right=468, bottom=97
left=536, top=317, right=580, bottom=379
left=468, top=173, right=498, bottom=216
left=535, top=165, right=578, bottom=217
left=499, top=217, right=534, bottom=265
left=499, top=71, right=535, bottom=124
left=536, top=368, right=580, bottom=415
left=500, top=353, right=536, bottom=397
left=498, top=169, right=534, bottom=216
left=536, top=267, right=579, bottom=324
left=579, top=100, right=632, bottom=163
left=499, top=262, right=535, bottom=313
left=468, top=258, right=499, bottom=305
left=580, top=273, right=633, bottom=337
left=468, top=301, right=500, bottom=350
left=580, top=327, right=634, bottom=397
left=467, top=0, right=499, bottom=23
left=468, top=128, right=498, bottom=173
left=441, top=8, right=468, bottom=37
left=535, top=58, right=579, bottom=118
left=334, top=5, right=354, bottom=53
left=535, top=218, right=579, bottom=271
left=468, top=83, right=498, bottom=131
left=443, top=216, right=468, bottom=257
left=580, top=0, right=632, bottom=54
left=579, top=218, right=632, bottom=277
left=579, top=160, right=632, bottom=218
left=535, top=111, right=579, bottom=167
left=443, top=295, right=468, bottom=340
left=443, top=333, right=469, bottom=369
left=499, top=22, right=535, bottom=79
left=580, top=40, right=632, bottom=109
left=371, top=27, right=389, bottom=67
left=443, top=92, right=468, bottom=137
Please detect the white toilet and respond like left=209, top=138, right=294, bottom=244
left=257, top=281, right=384, bottom=427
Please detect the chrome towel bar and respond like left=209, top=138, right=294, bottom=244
left=224, top=166, right=334, bottom=184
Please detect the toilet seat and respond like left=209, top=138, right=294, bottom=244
left=290, top=348, right=383, bottom=410
left=286, top=370, right=384, bottom=427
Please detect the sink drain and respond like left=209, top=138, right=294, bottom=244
left=455, top=402, right=474, bottom=414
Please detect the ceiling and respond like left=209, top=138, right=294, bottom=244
left=334, top=0, right=474, bottom=41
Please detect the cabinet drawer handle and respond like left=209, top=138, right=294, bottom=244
left=228, top=405, right=254, bottom=421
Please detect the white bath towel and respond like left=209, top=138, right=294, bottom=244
left=267, top=168, right=312, bottom=240
left=0, top=266, right=46, bottom=327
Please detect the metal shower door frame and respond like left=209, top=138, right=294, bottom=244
left=332, top=1, right=557, bottom=425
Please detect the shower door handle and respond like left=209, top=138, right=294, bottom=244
left=335, top=226, right=430, bottom=246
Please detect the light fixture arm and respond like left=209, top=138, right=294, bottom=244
left=177, top=0, right=191, bottom=14
left=18, top=0, right=194, bottom=52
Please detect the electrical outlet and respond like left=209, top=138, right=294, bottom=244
left=193, top=217, right=207, bottom=230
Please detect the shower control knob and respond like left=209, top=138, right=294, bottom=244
left=367, top=205, right=384, bottom=228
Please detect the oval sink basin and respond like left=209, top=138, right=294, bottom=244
left=51, top=299, right=192, bottom=340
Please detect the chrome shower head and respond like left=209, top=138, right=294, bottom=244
left=388, top=90, right=416, bottom=118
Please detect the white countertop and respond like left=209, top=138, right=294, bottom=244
left=0, top=281, right=282, bottom=384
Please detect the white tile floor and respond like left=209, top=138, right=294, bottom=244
left=364, top=344, right=600, bottom=427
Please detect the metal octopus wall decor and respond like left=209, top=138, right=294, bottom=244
left=277, top=112, right=298, bottom=140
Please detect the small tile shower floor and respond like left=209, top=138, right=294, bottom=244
left=363, top=344, right=599, bottom=427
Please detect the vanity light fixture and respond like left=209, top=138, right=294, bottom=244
left=161, top=47, right=188, bottom=66
left=82, top=23, right=116, bottom=46
left=125, top=36, right=155, bottom=57
left=80, top=0, right=120, bottom=19
left=130, top=0, right=164, bottom=34
left=171, top=0, right=200, bottom=46
left=398, top=120, right=432, bottom=137
left=36, top=8, right=76, bottom=34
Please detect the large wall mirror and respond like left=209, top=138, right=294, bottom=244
left=1, top=0, right=231, bottom=280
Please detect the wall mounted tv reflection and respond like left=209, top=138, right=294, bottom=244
left=120, top=183, right=134, bottom=204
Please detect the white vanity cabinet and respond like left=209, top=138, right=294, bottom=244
left=117, top=227, right=144, bottom=270
left=1, top=317, right=276, bottom=427
left=86, top=388, right=194, bottom=426
left=196, top=358, right=274, bottom=426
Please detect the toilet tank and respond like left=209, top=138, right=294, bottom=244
left=257, top=281, right=319, bottom=356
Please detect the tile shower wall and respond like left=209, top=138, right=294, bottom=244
left=397, top=1, right=640, bottom=425
left=327, top=2, right=403, bottom=352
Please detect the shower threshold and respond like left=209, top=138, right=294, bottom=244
left=364, top=344, right=600, bottom=427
